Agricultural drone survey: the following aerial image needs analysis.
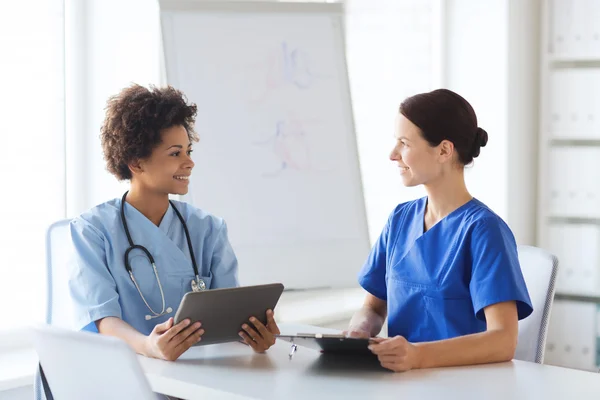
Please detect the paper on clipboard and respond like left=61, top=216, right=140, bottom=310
left=276, top=333, right=375, bottom=356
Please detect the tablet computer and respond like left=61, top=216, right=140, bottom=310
left=276, top=333, right=375, bottom=356
left=174, top=283, right=284, bottom=346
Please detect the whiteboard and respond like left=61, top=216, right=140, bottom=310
left=159, top=1, right=370, bottom=289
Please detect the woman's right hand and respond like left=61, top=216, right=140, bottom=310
left=144, top=317, right=204, bottom=361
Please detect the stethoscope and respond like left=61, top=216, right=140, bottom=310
left=120, top=191, right=206, bottom=320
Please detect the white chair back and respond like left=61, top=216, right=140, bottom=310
left=44, top=219, right=75, bottom=328
left=515, top=245, right=559, bottom=364
left=35, top=219, right=74, bottom=400
left=32, top=324, right=157, bottom=400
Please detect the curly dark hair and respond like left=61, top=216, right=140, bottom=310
left=100, top=84, right=199, bottom=181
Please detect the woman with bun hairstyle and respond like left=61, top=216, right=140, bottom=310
left=346, top=89, right=533, bottom=372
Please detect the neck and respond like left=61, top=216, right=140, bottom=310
left=126, top=182, right=170, bottom=226
left=423, top=169, right=472, bottom=223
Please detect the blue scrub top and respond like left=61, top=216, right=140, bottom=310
left=68, top=198, right=239, bottom=335
left=358, top=197, right=533, bottom=342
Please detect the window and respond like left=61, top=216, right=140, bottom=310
left=0, top=1, right=65, bottom=332
left=346, top=0, right=439, bottom=242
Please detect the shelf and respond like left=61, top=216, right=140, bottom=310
left=548, top=55, right=600, bottom=66
left=555, top=290, right=600, bottom=304
left=548, top=216, right=600, bottom=225
left=549, top=139, right=600, bottom=146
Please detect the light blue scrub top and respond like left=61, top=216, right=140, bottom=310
left=358, top=197, right=533, bottom=342
left=69, top=197, right=239, bottom=335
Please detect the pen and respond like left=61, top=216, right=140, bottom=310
left=289, top=344, right=298, bottom=360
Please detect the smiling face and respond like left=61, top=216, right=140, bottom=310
left=130, top=125, right=195, bottom=196
left=389, top=114, right=455, bottom=187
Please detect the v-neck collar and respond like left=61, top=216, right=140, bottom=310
left=121, top=198, right=176, bottom=236
left=419, top=196, right=476, bottom=237
left=159, top=203, right=175, bottom=235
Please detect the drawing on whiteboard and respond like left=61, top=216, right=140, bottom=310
left=243, top=41, right=330, bottom=104
left=253, top=118, right=324, bottom=177
left=278, top=41, right=316, bottom=89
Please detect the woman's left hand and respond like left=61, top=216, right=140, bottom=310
left=368, top=336, right=421, bottom=372
left=239, top=309, right=280, bottom=353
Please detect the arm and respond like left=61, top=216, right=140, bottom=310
left=370, top=217, right=530, bottom=372
left=415, top=300, right=518, bottom=368
left=350, top=212, right=393, bottom=338
left=369, top=300, right=518, bottom=371
left=409, top=218, right=529, bottom=368
left=97, top=316, right=204, bottom=361
left=347, top=294, right=388, bottom=337
left=69, top=221, right=148, bottom=355
left=70, top=219, right=203, bottom=361
left=96, top=317, right=152, bottom=357
left=68, top=219, right=123, bottom=330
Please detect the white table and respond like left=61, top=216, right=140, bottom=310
left=0, top=349, right=38, bottom=392
left=138, top=324, right=600, bottom=400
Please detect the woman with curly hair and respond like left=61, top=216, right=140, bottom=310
left=68, top=84, right=279, bottom=363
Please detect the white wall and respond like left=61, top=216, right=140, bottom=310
left=444, top=0, right=540, bottom=244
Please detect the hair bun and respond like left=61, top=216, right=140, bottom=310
left=476, top=127, right=488, bottom=147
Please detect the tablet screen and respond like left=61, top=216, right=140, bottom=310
left=174, top=283, right=284, bottom=345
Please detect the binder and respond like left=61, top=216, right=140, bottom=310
left=591, top=0, right=600, bottom=55
left=596, top=304, right=600, bottom=369
left=548, top=223, right=600, bottom=293
left=590, top=70, right=600, bottom=137
left=546, top=300, right=597, bottom=370
left=549, top=147, right=600, bottom=218
left=549, top=70, right=568, bottom=138
left=551, top=0, right=575, bottom=55
left=548, top=148, right=568, bottom=214
left=571, top=0, right=587, bottom=55
left=549, top=69, right=600, bottom=140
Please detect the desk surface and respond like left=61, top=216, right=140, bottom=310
left=0, top=348, right=37, bottom=391
left=138, top=324, right=600, bottom=400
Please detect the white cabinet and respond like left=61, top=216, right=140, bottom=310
left=538, top=0, right=600, bottom=371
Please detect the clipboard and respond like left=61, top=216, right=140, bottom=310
left=276, top=333, right=375, bottom=357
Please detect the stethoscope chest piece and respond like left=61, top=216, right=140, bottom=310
left=191, top=277, right=206, bottom=292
